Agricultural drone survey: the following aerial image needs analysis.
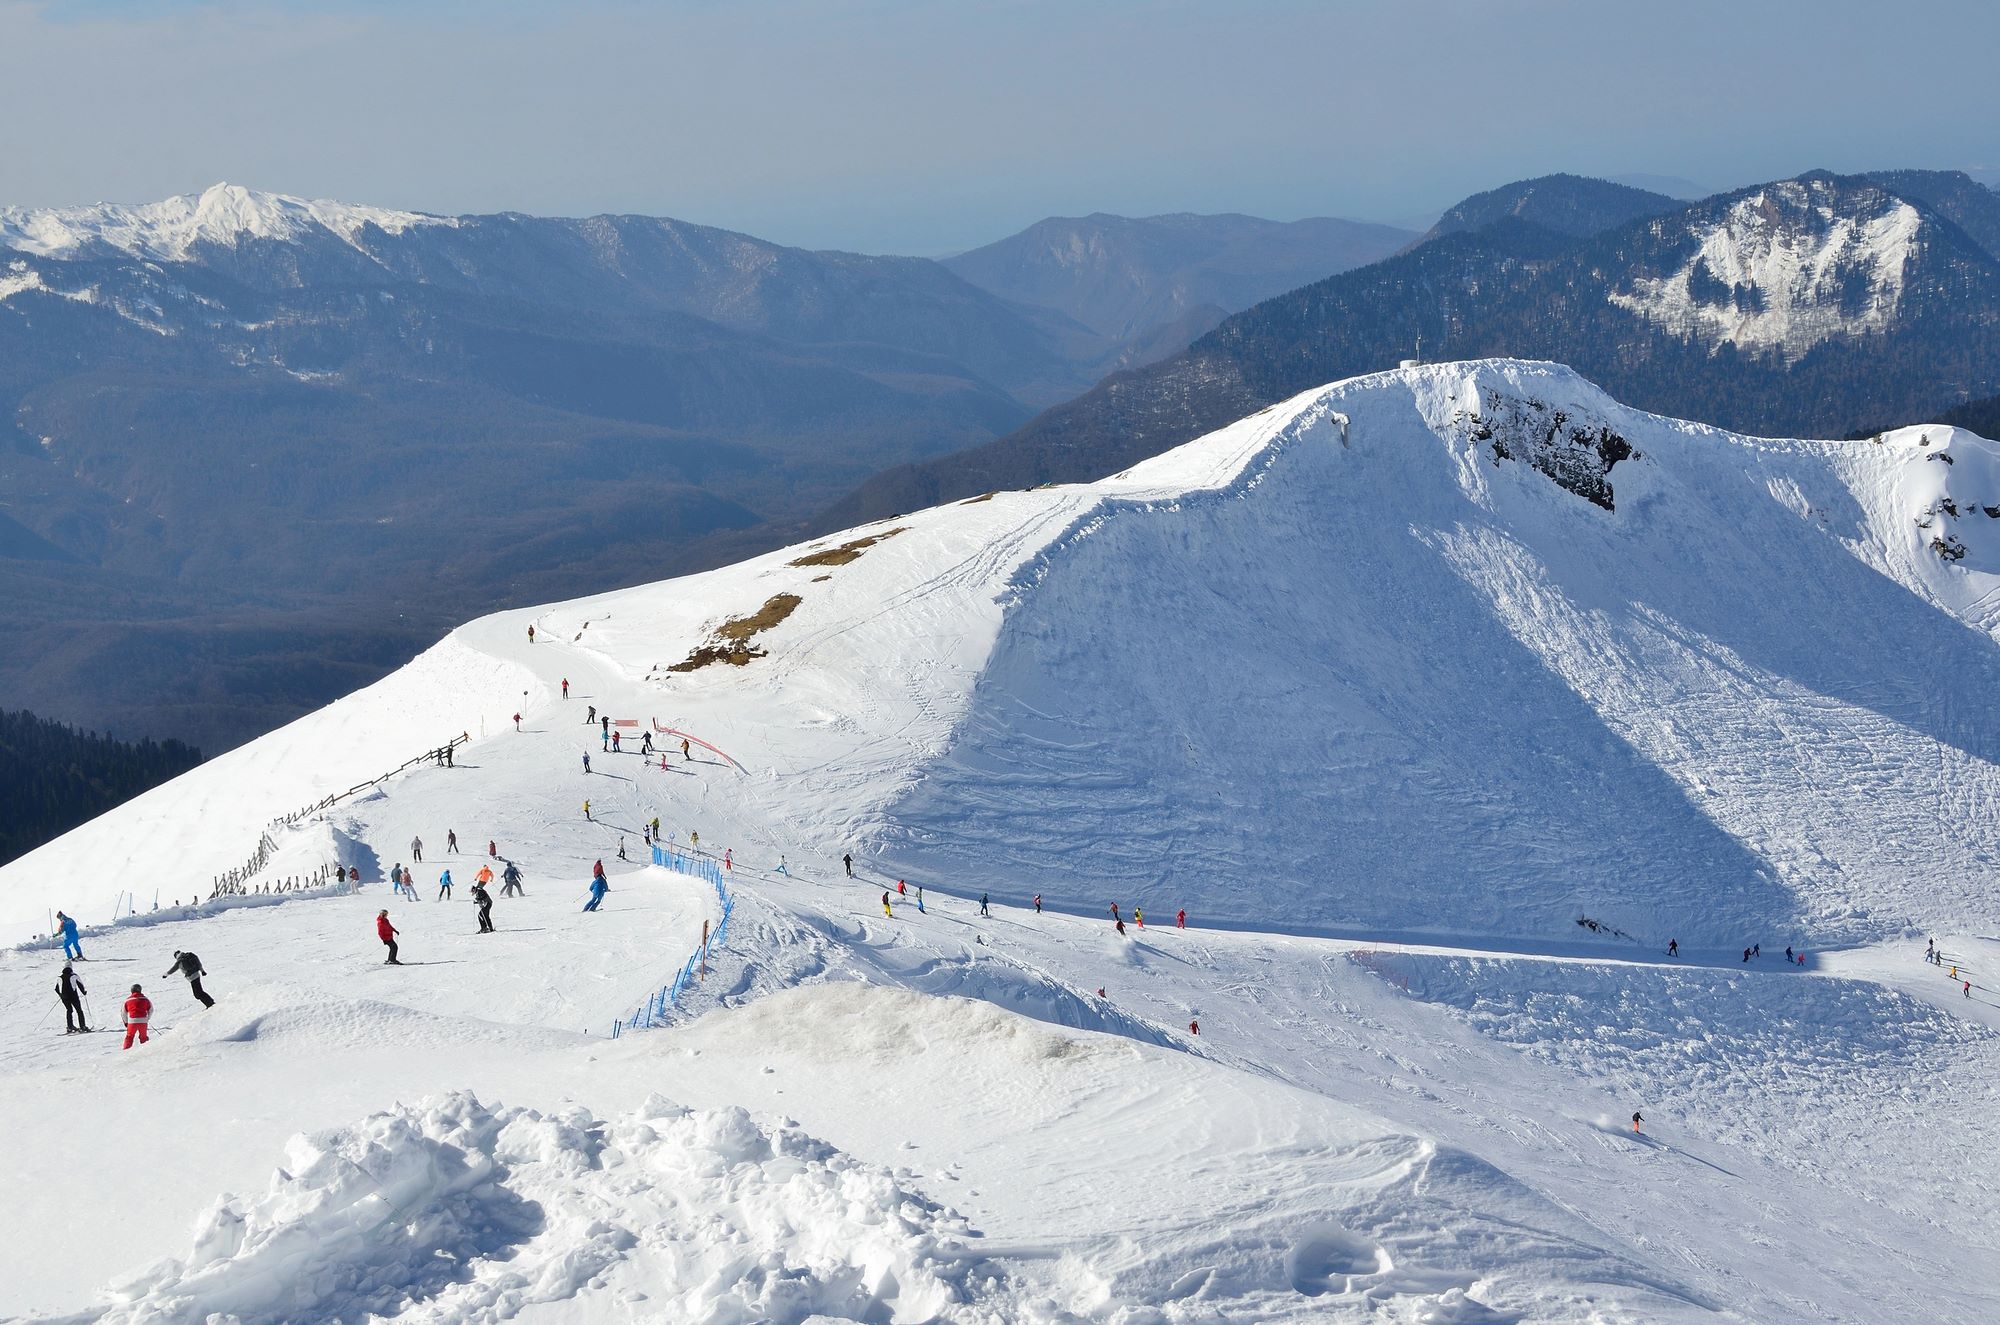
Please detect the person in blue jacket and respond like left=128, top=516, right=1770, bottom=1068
left=56, top=911, right=82, bottom=960
left=584, top=874, right=609, bottom=912
left=437, top=869, right=454, bottom=901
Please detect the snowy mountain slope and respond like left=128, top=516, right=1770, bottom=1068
left=5, top=360, right=2000, bottom=1321
left=0, top=183, right=454, bottom=261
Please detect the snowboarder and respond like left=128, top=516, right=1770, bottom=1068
left=1632, top=1111, right=1643, bottom=1135
left=55, top=911, right=82, bottom=960
left=437, top=869, right=454, bottom=901
left=980, top=893, right=991, bottom=917
left=584, top=875, right=609, bottom=912
left=411, top=836, right=423, bottom=863
left=583, top=799, right=592, bottom=821
left=1668, top=938, right=1678, bottom=957
left=472, top=880, right=494, bottom=933
left=617, top=838, right=628, bottom=861
left=843, top=852, right=854, bottom=878
left=122, top=984, right=152, bottom=1049
left=882, top=891, right=893, bottom=918
left=1033, top=894, right=1042, bottom=914
left=500, top=861, right=525, bottom=897
left=583, top=753, right=591, bottom=774
left=527, top=624, right=535, bottom=644
left=682, top=738, right=691, bottom=761
left=447, top=830, right=458, bottom=854
left=163, top=950, right=215, bottom=1008
left=562, top=678, right=570, bottom=699
left=378, top=911, right=401, bottom=964
left=56, top=963, right=88, bottom=1033
left=1176, top=908, right=1186, bottom=929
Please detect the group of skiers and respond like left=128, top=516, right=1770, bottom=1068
left=52, top=947, right=212, bottom=1049
left=1924, top=938, right=1977, bottom=998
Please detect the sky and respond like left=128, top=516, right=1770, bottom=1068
left=1, top=0, right=1995, bottom=254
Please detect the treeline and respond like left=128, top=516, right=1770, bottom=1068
left=0, top=709, right=202, bottom=865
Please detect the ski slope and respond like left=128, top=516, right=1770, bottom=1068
left=4, top=359, right=1999, bottom=1321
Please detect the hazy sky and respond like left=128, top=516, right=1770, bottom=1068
left=2, top=0, right=1995, bottom=253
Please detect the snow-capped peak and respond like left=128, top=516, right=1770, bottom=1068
left=0, top=182, right=455, bottom=261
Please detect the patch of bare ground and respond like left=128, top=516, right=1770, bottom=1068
left=668, top=593, right=804, bottom=671
left=788, top=526, right=907, bottom=568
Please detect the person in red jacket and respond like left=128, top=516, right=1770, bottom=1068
left=377, top=910, right=402, bottom=965
left=123, top=984, right=152, bottom=1049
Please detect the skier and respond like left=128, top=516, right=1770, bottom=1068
left=378, top=910, right=402, bottom=964
left=447, top=829, right=458, bottom=853
left=1667, top=938, right=1678, bottom=957
left=843, top=852, right=854, bottom=878
left=475, top=863, right=494, bottom=891
left=776, top=855, right=790, bottom=876
left=1966, top=980, right=1973, bottom=998
left=593, top=859, right=607, bottom=886
left=682, top=738, right=691, bottom=762
left=528, top=624, right=535, bottom=644
left=1033, top=894, right=1042, bottom=914
left=56, top=963, right=89, bottom=1034
left=915, top=884, right=924, bottom=913
left=122, top=984, right=152, bottom=1050
left=1189, top=1019, right=1200, bottom=1036
left=584, top=874, right=609, bottom=912
left=1115, top=918, right=1126, bottom=936
left=690, top=831, right=699, bottom=849
left=642, top=732, right=653, bottom=756
left=617, top=838, right=628, bottom=861
left=584, top=799, right=592, bottom=821
left=1785, top=946, right=1795, bottom=963
left=602, top=730, right=609, bottom=752
left=723, top=848, right=731, bottom=872
left=513, top=713, right=521, bottom=731
left=411, top=836, right=423, bottom=864
left=562, top=678, right=570, bottom=699
left=1632, top=1111, right=1643, bottom=1135
left=501, top=861, right=525, bottom=897
left=1176, top=908, right=1186, bottom=929
left=163, top=950, right=215, bottom=1009
left=1926, top=939, right=1936, bottom=963
left=488, top=840, right=497, bottom=858
left=1742, top=948, right=1751, bottom=963
left=612, top=731, right=621, bottom=753
left=1753, top=943, right=1760, bottom=958
left=437, top=869, right=454, bottom=901
left=1135, top=907, right=1143, bottom=929
left=602, top=716, right=610, bottom=740
left=980, top=893, right=991, bottom=918
left=1109, top=902, right=1120, bottom=921
left=55, top=910, right=82, bottom=960
left=651, top=816, right=661, bottom=840
left=472, top=879, right=494, bottom=933
left=583, top=753, right=591, bottom=774
left=587, top=705, right=596, bottom=724
left=897, top=879, right=906, bottom=896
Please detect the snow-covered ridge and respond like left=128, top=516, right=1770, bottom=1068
left=1610, top=178, right=1921, bottom=362
left=0, top=182, right=455, bottom=261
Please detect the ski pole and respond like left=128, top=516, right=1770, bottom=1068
left=36, top=998, right=60, bottom=1031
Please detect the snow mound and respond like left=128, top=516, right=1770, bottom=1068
left=71, top=1090, right=1019, bottom=1325
left=0, top=183, right=454, bottom=262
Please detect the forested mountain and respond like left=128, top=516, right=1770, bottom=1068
left=0, top=709, right=201, bottom=864
left=1418, top=173, right=1679, bottom=243
left=820, top=170, right=2000, bottom=529
left=944, top=212, right=1411, bottom=362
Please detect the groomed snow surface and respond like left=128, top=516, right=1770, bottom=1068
left=5, top=359, right=2000, bottom=1322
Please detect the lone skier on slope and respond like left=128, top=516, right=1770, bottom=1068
left=55, top=911, right=82, bottom=960
left=378, top=911, right=402, bottom=964
left=122, top=984, right=151, bottom=1049
left=163, top=950, right=215, bottom=1008
left=57, top=963, right=88, bottom=1034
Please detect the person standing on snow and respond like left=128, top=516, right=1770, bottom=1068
left=881, top=891, right=893, bottom=917
left=437, top=869, right=454, bottom=901
left=411, top=836, right=423, bottom=864
left=472, top=879, right=494, bottom=933
left=1109, top=902, right=1120, bottom=922
left=843, top=853, right=853, bottom=878
left=488, top=840, right=497, bottom=859
left=1033, top=894, right=1042, bottom=914
left=612, top=731, right=622, bottom=753
left=447, top=830, right=458, bottom=854
left=1632, top=1111, right=1643, bottom=1135
left=57, top=963, right=89, bottom=1034
left=562, top=678, right=570, bottom=699
left=723, top=848, right=731, bottom=872
left=1668, top=938, right=1678, bottom=957
left=501, top=861, right=525, bottom=897
left=651, top=816, right=661, bottom=840
left=980, top=893, right=991, bottom=918
left=584, top=874, right=609, bottom=912
left=528, top=624, right=535, bottom=645
left=513, top=712, right=521, bottom=731
left=55, top=911, right=82, bottom=960
left=1176, top=908, right=1186, bottom=929
left=1115, top=917, right=1126, bottom=936
left=897, top=879, right=906, bottom=896
left=617, top=838, right=628, bottom=861
left=122, top=984, right=152, bottom=1050
left=1189, top=1019, right=1199, bottom=1036
left=583, top=799, right=592, bottom=821
left=1135, top=907, right=1143, bottom=929
left=163, top=950, right=215, bottom=1009
left=378, top=910, right=402, bottom=964
left=682, top=738, right=691, bottom=762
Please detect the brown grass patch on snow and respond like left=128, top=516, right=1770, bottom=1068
left=668, top=592, right=804, bottom=671
left=960, top=492, right=996, bottom=504
left=787, top=526, right=907, bottom=568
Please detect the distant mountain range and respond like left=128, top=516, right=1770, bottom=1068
left=822, top=169, right=2000, bottom=528
left=0, top=186, right=1403, bottom=752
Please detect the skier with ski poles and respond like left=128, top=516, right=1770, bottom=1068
left=584, top=870, right=609, bottom=912
left=843, top=852, right=853, bottom=878
left=500, top=860, right=525, bottom=897
left=55, top=911, right=82, bottom=960
left=122, top=984, right=152, bottom=1049
left=57, top=963, right=89, bottom=1033
left=437, top=869, right=454, bottom=901
left=471, top=878, right=494, bottom=933
left=980, top=893, right=991, bottom=918
left=163, top=950, right=215, bottom=1008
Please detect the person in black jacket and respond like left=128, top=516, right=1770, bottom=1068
left=471, top=881, right=494, bottom=933
left=57, top=963, right=89, bottom=1033
left=164, top=950, right=216, bottom=1008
